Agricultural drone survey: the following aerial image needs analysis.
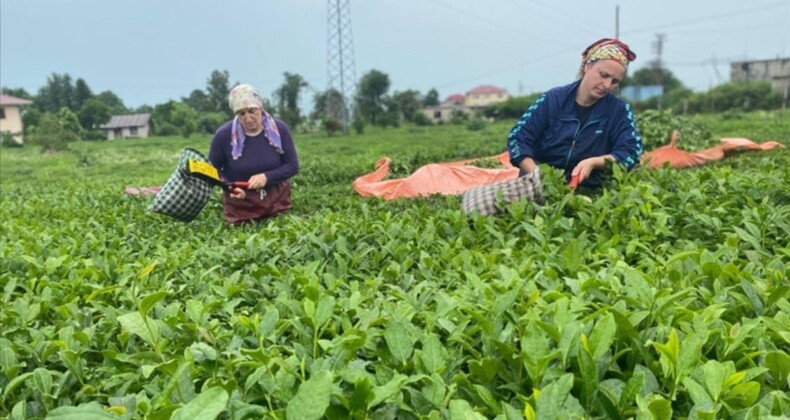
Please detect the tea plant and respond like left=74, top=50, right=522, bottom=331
left=1, top=112, right=788, bottom=419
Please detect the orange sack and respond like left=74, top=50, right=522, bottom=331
left=641, top=130, right=784, bottom=169
left=352, top=152, right=518, bottom=200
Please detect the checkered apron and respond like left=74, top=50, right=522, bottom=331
left=149, top=148, right=213, bottom=222
left=461, top=169, right=544, bottom=216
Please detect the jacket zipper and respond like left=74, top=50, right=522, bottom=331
left=563, top=118, right=599, bottom=170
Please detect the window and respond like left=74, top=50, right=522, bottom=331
left=0, top=108, right=5, bottom=119
left=434, top=111, right=442, bottom=119
left=130, top=126, right=139, bottom=136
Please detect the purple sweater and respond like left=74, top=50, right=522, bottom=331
left=208, top=119, right=299, bottom=185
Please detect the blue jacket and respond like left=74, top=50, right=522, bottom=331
left=507, top=80, right=643, bottom=187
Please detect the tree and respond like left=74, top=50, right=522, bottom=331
left=391, top=89, right=421, bottom=122
left=622, top=67, right=685, bottom=92
left=151, top=101, right=177, bottom=134
left=206, top=70, right=232, bottom=115
left=311, top=88, right=344, bottom=122
left=1, top=87, right=33, bottom=99
left=58, top=107, right=84, bottom=138
left=21, top=108, right=42, bottom=134
left=78, top=98, right=112, bottom=129
left=73, top=78, right=93, bottom=110
left=274, top=72, right=308, bottom=129
left=170, top=103, right=199, bottom=138
left=423, top=88, right=440, bottom=107
left=355, top=69, right=390, bottom=126
left=28, top=108, right=82, bottom=152
left=36, top=73, right=76, bottom=112
left=94, top=91, right=128, bottom=115
left=182, top=89, right=212, bottom=112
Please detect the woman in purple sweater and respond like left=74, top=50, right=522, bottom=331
left=209, top=84, right=299, bottom=224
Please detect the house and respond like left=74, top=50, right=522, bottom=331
left=464, top=85, right=511, bottom=107
left=0, top=94, right=34, bottom=144
left=730, top=57, right=790, bottom=95
left=100, top=113, right=151, bottom=140
left=421, top=85, right=511, bottom=123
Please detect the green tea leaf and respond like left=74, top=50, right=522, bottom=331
left=765, top=351, right=790, bottom=387
left=140, top=291, right=168, bottom=317
left=682, top=377, right=713, bottom=406
left=589, top=312, right=616, bottom=360
left=384, top=320, right=413, bottom=365
left=702, top=360, right=727, bottom=401
left=420, top=334, right=446, bottom=374
left=45, top=402, right=120, bottom=419
left=448, top=399, right=487, bottom=420
left=188, top=342, right=218, bottom=363
left=117, top=312, right=158, bottom=348
left=285, top=370, right=333, bottom=420
left=170, top=387, right=229, bottom=420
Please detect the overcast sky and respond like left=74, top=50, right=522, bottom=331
left=1, top=0, right=788, bottom=109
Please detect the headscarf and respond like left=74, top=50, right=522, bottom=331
left=228, top=84, right=283, bottom=160
left=579, top=38, right=637, bottom=77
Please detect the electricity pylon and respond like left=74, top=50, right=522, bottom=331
left=327, top=0, right=357, bottom=134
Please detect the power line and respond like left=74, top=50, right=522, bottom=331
left=623, top=1, right=788, bottom=36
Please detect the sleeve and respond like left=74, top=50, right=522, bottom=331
left=506, top=93, right=550, bottom=167
left=608, top=102, right=643, bottom=170
left=263, top=120, right=300, bottom=184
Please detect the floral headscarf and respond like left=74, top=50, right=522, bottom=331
left=228, top=84, right=283, bottom=160
left=579, top=38, right=637, bottom=77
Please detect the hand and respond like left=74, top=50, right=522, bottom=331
left=229, top=187, right=246, bottom=200
left=518, top=157, right=537, bottom=174
left=527, top=167, right=545, bottom=205
left=248, top=173, right=268, bottom=190
left=571, top=157, right=599, bottom=184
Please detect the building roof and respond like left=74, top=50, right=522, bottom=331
left=443, top=94, right=466, bottom=105
left=0, top=94, right=33, bottom=106
left=101, top=113, right=151, bottom=129
left=467, top=85, right=508, bottom=95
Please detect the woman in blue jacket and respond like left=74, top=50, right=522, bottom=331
left=507, top=38, right=643, bottom=189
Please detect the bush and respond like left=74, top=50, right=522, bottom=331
left=323, top=119, right=342, bottom=137
left=481, top=93, right=542, bottom=120
left=28, top=113, right=80, bottom=153
left=413, top=113, right=432, bottom=126
left=466, top=118, right=487, bottom=131
left=637, top=109, right=713, bottom=150
left=0, top=132, right=24, bottom=148
left=352, top=117, right=365, bottom=135
left=82, top=129, right=107, bottom=141
left=155, top=123, right=180, bottom=137
left=450, top=110, right=469, bottom=124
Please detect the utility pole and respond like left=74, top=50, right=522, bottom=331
left=650, top=33, right=666, bottom=70
left=327, top=0, right=357, bottom=135
left=615, top=5, right=619, bottom=39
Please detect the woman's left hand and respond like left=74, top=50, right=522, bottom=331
left=572, top=155, right=612, bottom=184
left=248, top=173, right=268, bottom=190
left=571, top=158, right=597, bottom=184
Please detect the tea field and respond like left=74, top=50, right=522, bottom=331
left=1, top=111, right=789, bottom=419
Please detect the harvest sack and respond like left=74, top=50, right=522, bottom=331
left=461, top=169, right=545, bottom=216
left=222, top=181, right=292, bottom=225
left=149, top=148, right=213, bottom=222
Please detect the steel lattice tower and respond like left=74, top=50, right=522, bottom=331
left=327, top=0, right=356, bottom=134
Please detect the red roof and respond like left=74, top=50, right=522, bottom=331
left=0, top=94, right=33, bottom=106
left=467, top=85, right=508, bottom=95
left=444, top=94, right=466, bottom=105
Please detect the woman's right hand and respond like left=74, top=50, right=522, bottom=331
left=229, top=187, right=246, bottom=200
